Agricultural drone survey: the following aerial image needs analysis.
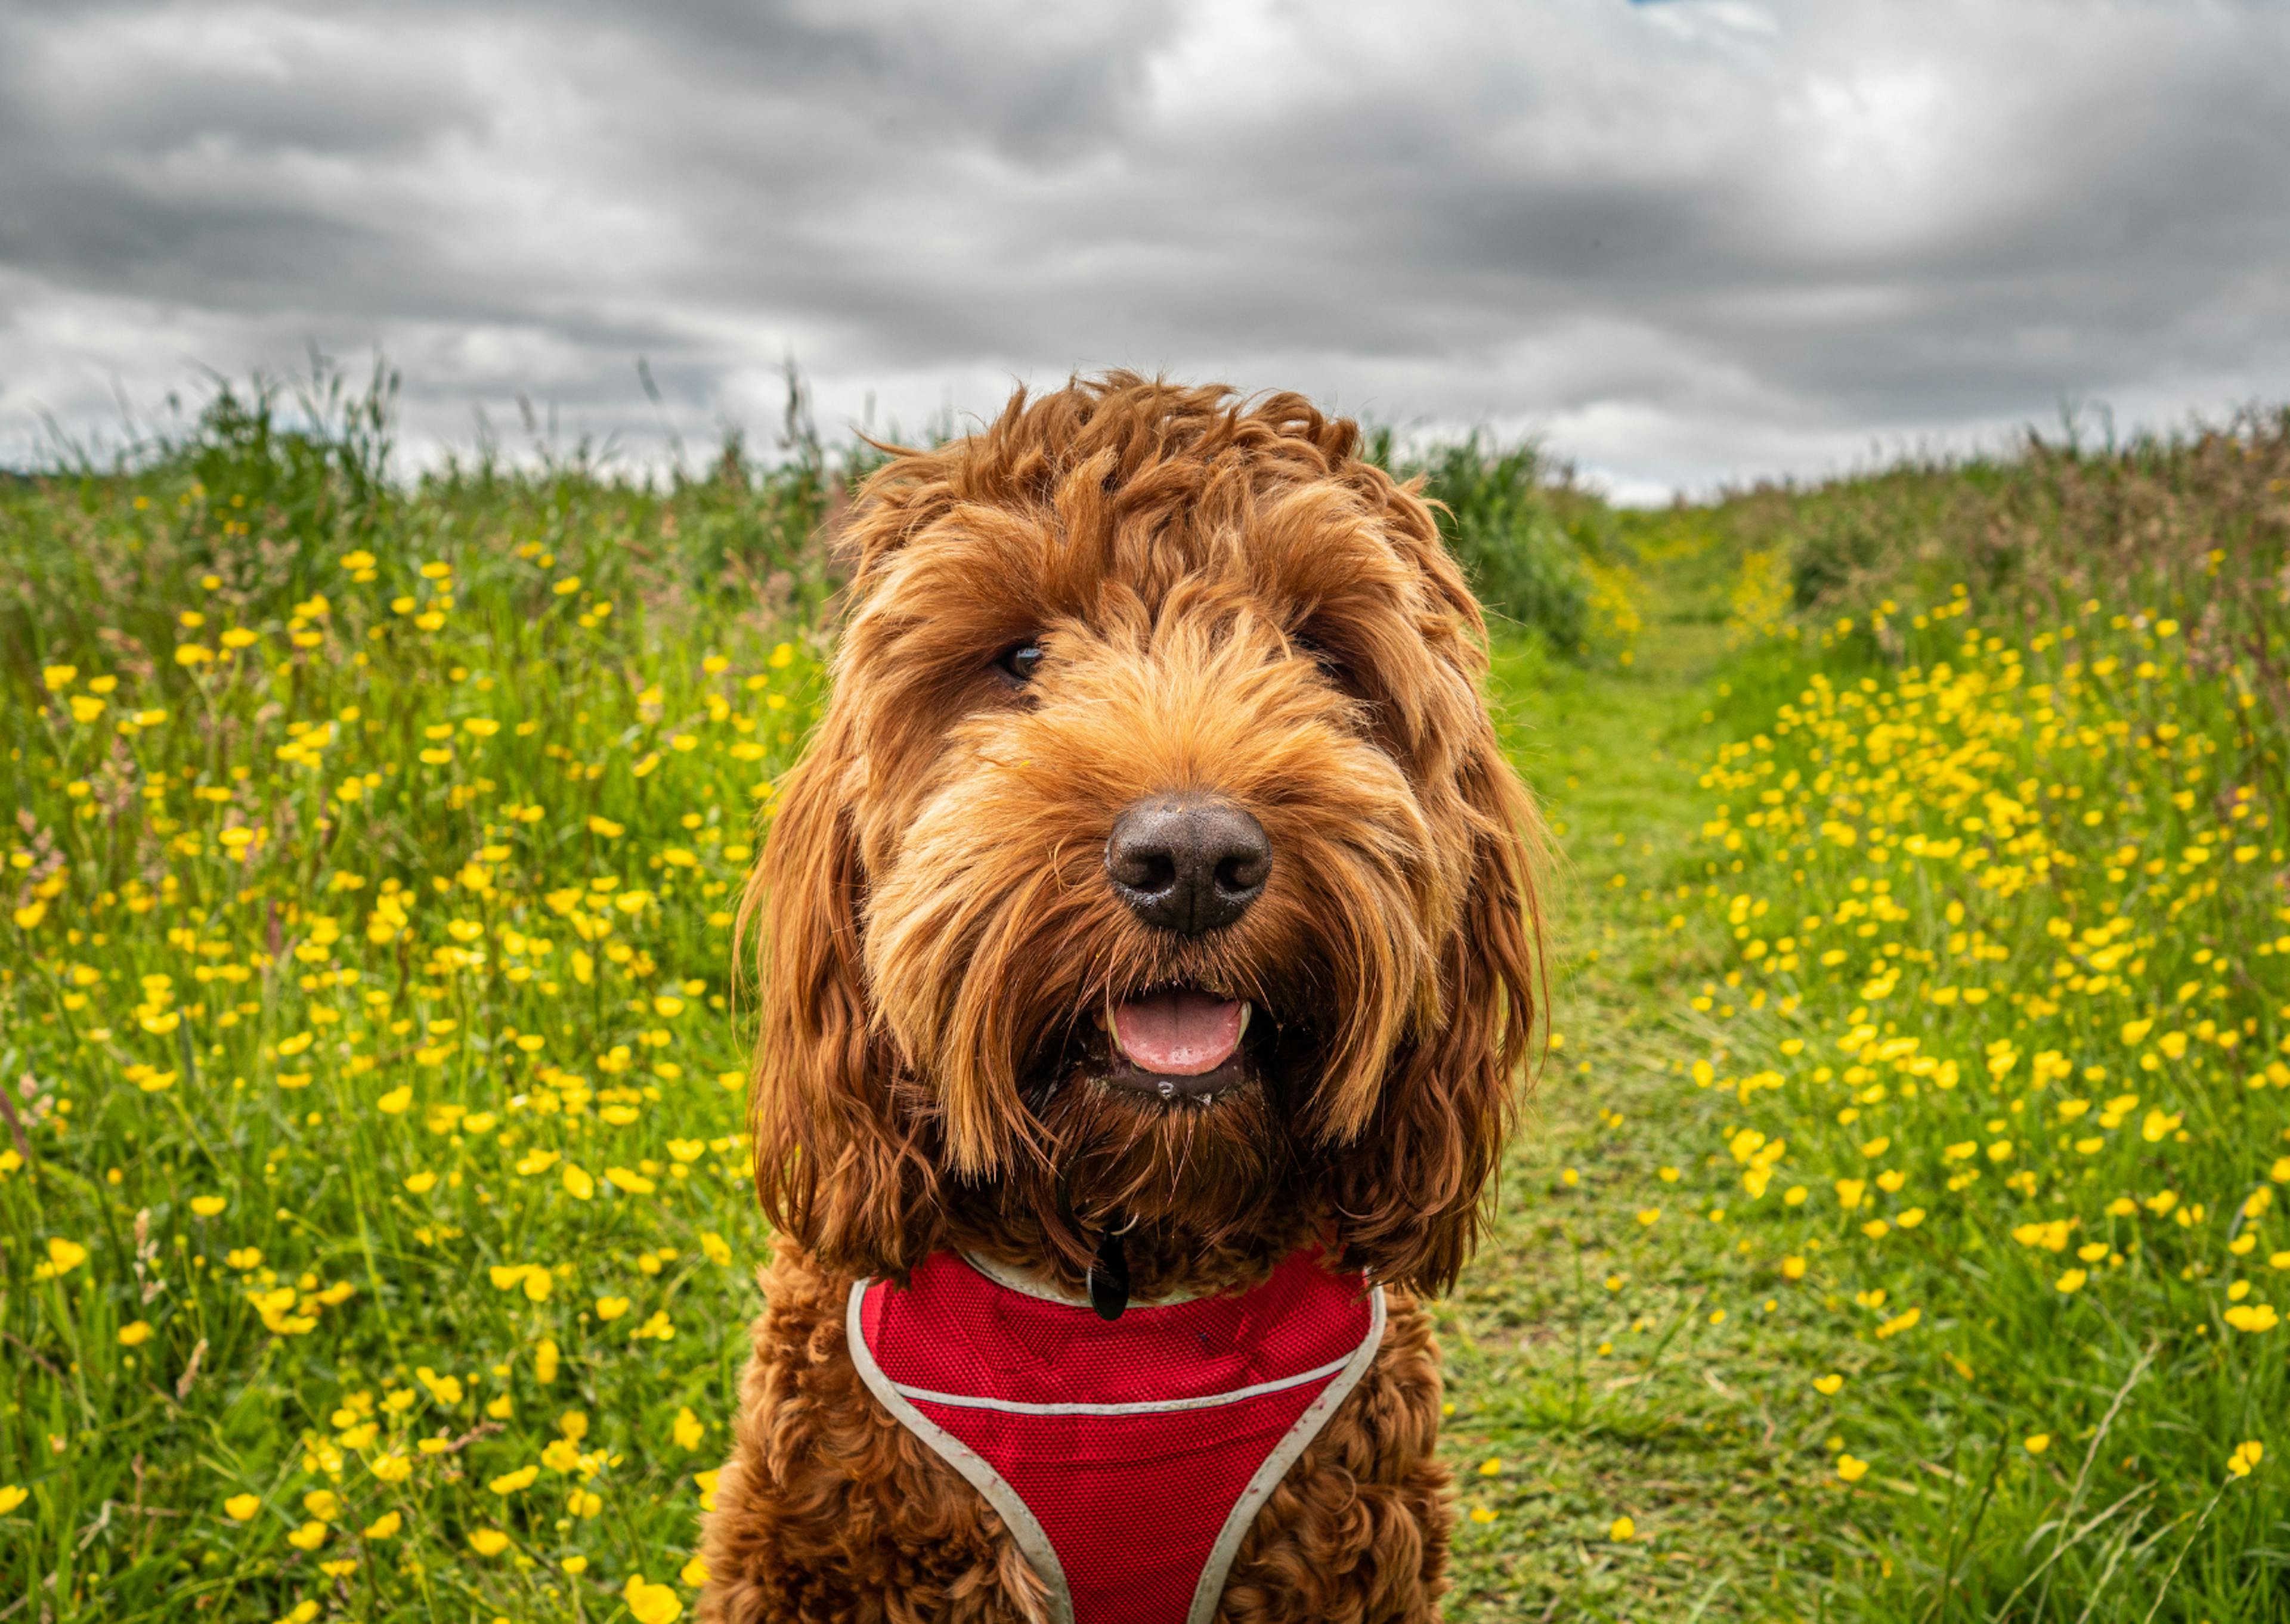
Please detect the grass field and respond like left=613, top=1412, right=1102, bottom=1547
left=4, top=384, right=2286, bottom=1622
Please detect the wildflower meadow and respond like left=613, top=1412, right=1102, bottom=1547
left=4, top=377, right=2285, bottom=1621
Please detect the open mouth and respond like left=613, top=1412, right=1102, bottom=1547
left=1098, top=985, right=1254, bottom=1102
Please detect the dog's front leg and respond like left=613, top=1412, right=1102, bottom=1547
left=700, top=1243, right=1049, bottom=1624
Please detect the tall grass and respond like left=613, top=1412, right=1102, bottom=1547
left=0, top=373, right=852, bottom=1622
left=1365, top=427, right=1637, bottom=659
left=1669, top=411, right=2290, bottom=1619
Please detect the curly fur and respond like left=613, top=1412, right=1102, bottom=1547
left=703, top=374, right=1543, bottom=1623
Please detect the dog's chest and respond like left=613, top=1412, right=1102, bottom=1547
left=848, top=1249, right=1385, bottom=1624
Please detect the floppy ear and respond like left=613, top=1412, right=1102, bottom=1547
left=742, top=717, right=945, bottom=1279
left=1329, top=720, right=1542, bottom=1297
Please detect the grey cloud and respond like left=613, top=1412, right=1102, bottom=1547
left=2, top=0, right=2287, bottom=493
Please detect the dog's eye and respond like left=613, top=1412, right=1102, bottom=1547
left=996, top=641, right=1044, bottom=683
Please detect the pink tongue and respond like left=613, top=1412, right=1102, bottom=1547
left=1112, top=990, right=1245, bottom=1077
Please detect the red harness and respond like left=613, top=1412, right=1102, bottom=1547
left=849, top=1248, right=1385, bottom=1624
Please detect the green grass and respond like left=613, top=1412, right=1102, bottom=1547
left=5, top=384, right=2287, bottom=1622
left=1, top=420, right=830, bottom=1622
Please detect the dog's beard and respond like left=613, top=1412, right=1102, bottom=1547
left=1028, top=1062, right=1289, bottom=1237
left=900, top=943, right=1363, bottom=1284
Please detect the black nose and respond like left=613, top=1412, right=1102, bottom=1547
left=1105, top=795, right=1271, bottom=937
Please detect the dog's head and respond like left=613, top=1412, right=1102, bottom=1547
left=743, top=374, right=1541, bottom=1295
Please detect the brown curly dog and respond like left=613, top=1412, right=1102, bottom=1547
left=701, top=373, right=1542, bottom=1624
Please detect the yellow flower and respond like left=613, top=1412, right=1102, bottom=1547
left=606, top=1166, right=656, bottom=1195
left=224, top=1493, right=261, bottom=1521
left=2055, top=1270, right=2088, bottom=1294
left=2024, top=1431, right=2052, bottom=1455
left=2229, top=1440, right=2265, bottom=1477
left=1608, top=1515, right=1635, bottom=1541
left=595, top=1296, right=631, bottom=1321
left=2140, top=1108, right=2181, bottom=1143
left=118, top=1321, right=153, bottom=1347
left=36, top=1237, right=88, bottom=1279
left=462, top=717, right=500, bottom=737
left=700, top=1231, right=732, bottom=1265
left=630, top=1309, right=676, bottom=1341
left=362, top=1511, right=402, bottom=1539
left=191, top=1195, right=227, bottom=1216
left=1813, top=1374, right=1843, bottom=1396
left=287, top=1520, right=327, bottom=1551
left=2225, top=1303, right=2280, bottom=1332
left=587, top=816, right=625, bottom=838
left=623, top=1575, right=685, bottom=1624
left=488, top=1465, right=539, bottom=1495
left=403, top=1171, right=437, bottom=1194
left=468, top=1529, right=511, bottom=1557
left=0, top=1485, right=27, bottom=1515
left=303, top=1489, right=339, bottom=1521
left=1836, top=1455, right=1870, bottom=1484
left=369, top=1453, right=412, bottom=1484
left=378, top=1086, right=413, bottom=1115
left=42, top=664, right=78, bottom=690
left=562, top=1164, right=596, bottom=1200
left=681, top=1555, right=710, bottom=1587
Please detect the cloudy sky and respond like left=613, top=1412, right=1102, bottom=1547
left=2, top=0, right=2286, bottom=498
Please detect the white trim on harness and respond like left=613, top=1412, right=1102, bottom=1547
left=887, top=1350, right=1363, bottom=1417
left=961, top=1249, right=1211, bottom=1309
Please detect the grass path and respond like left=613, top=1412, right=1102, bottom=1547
left=1437, top=581, right=1838, bottom=1622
